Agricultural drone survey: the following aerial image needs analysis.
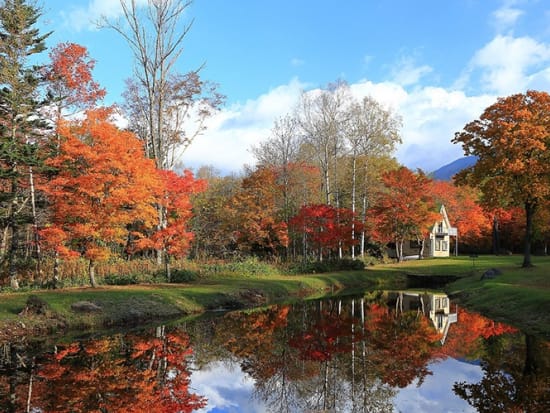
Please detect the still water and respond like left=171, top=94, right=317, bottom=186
left=1, top=290, right=549, bottom=412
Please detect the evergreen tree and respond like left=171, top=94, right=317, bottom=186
left=0, top=0, right=50, bottom=288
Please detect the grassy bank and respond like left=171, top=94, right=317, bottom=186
left=1, top=255, right=549, bottom=341
left=369, top=255, right=550, bottom=337
left=0, top=270, right=405, bottom=342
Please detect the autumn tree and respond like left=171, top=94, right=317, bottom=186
left=453, top=90, right=550, bottom=267
left=0, top=0, right=50, bottom=288
left=430, top=180, right=491, bottom=251
left=371, top=167, right=439, bottom=262
left=253, top=115, right=310, bottom=222
left=43, top=42, right=106, bottom=123
left=189, top=166, right=241, bottom=259
left=225, top=167, right=289, bottom=257
left=101, top=0, right=223, bottom=273
left=40, top=109, right=160, bottom=287
left=343, top=96, right=401, bottom=258
left=289, top=204, right=362, bottom=260
left=147, top=169, right=205, bottom=280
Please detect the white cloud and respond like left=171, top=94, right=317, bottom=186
left=180, top=75, right=495, bottom=175
left=492, top=1, right=524, bottom=32
left=290, top=57, right=305, bottom=67
left=467, top=34, right=550, bottom=95
left=62, top=0, right=149, bottom=31
left=390, top=56, right=433, bottom=87
left=394, top=358, right=482, bottom=413
left=180, top=78, right=305, bottom=174
left=192, top=361, right=266, bottom=413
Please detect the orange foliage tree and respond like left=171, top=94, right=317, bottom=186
left=44, top=42, right=106, bottom=118
left=430, top=180, right=491, bottom=250
left=453, top=90, right=550, bottom=267
left=371, top=167, right=439, bottom=261
left=226, top=167, right=289, bottom=256
left=40, top=109, right=160, bottom=287
left=289, top=204, right=363, bottom=260
left=148, top=169, right=205, bottom=280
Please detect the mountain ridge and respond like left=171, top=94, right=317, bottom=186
left=430, top=156, right=477, bottom=181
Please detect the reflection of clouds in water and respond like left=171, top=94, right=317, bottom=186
left=192, top=357, right=482, bottom=413
left=191, top=360, right=267, bottom=413
left=394, top=358, right=482, bottom=413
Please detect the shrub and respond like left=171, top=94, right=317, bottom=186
left=169, top=269, right=199, bottom=283
left=285, top=258, right=365, bottom=274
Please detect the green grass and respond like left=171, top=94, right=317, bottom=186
left=367, top=255, right=550, bottom=337
left=0, top=270, right=403, bottom=340
left=1, top=254, right=549, bottom=340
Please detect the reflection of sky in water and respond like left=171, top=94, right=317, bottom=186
left=192, top=357, right=482, bottom=413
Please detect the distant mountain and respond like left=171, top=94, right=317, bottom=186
left=431, top=156, right=477, bottom=181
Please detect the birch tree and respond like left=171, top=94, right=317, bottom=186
left=344, top=96, right=401, bottom=258
left=297, top=82, right=349, bottom=206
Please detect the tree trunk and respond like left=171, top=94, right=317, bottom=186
left=418, top=237, right=425, bottom=259
left=492, top=215, right=500, bottom=255
left=360, top=194, right=367, bottom=258
left=351, top=156, right=356, bottom=259
left=88, top=259, right=98, bottom=287
left=52, top=251, right=60, bottom=289
left=397, top=239, right=404, bottom=263
left=522, top=201, right=536, bottom=268
left=29, top=166, right=42, bottom=282
left=164, top=252, right=171, bottom=282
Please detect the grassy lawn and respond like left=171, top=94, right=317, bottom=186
left=1, top=254, right=548, bottom=340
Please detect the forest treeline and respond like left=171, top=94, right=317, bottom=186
left=1, top=1, right=549, bottom=289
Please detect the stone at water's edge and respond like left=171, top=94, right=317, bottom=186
left=480, top=268, right=503, bottom=280
left=71, top=301, right=102, bottom=313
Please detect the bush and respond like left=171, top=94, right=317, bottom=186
left=225, top=257, right=280, bottom=277
left=286, top=258, right=365, bottom=274
left=169, top=269, right=199, bottom=283
left=102, top=273, right=158, bottom=285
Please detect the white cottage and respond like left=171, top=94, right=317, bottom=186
left=426, top=205, right=452, bottom=258
left=389, top=204, right=454, bottom=259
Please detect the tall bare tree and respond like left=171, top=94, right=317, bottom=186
left=344, top=96, right=401, bottom=258
left=296, top=81, right=350, bottom=206
left=101, top=0, right=222, bottom=267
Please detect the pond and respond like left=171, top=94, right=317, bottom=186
left=1, top=290, right=549, bottom=412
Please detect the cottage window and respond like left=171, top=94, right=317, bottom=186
left=437, top=222, right=443, bottom=233
left=442, top=241, right=448, bottom=251
left=435, top=240, right=441, bottom=251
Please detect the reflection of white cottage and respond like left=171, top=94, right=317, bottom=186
left=392, top=291, right=458, bottom=344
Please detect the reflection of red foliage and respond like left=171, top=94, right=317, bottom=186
left=34, top=330, right=206, bottom=412
left=288, top=304, right=361, bottom=362
left=364, top=304, right=442, bottom=388
left=438, top=308, right=518, bottom=359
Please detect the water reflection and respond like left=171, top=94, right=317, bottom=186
left=1, top=291, right=549, bottom=412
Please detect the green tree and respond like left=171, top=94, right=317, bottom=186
left=453, top=90, right=550, bottom=267
left=0, top=0, right=50, bottom=288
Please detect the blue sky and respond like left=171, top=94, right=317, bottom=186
left=42, top=0, right=550, bottom=173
